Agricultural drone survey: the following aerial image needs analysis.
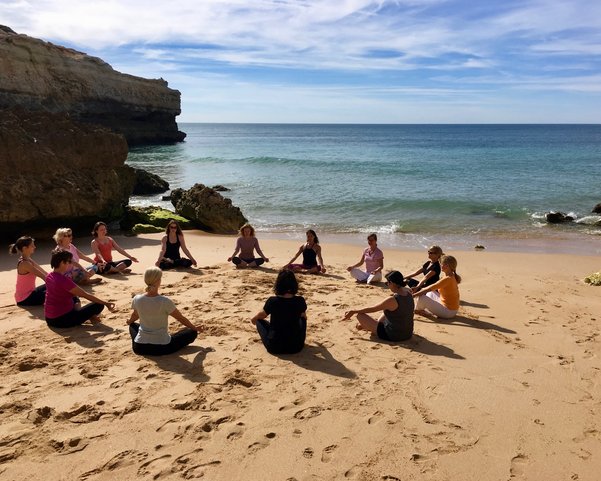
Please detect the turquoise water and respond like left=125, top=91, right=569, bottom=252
left=127, top=124, right=601, bottom=252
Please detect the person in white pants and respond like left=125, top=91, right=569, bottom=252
left=347, top=233, right=384, bottom=284
left=412, top=255, right=461, bottom=319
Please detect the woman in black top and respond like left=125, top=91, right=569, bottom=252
left=251, top=269, right=307, bottom=354
left=285, top=229, right=326, bottom=274
left=342, top=271, right=414, bottom=342
left=405, top=245, right=443, bottom=291
left=156, top=220, right=197, bottom=270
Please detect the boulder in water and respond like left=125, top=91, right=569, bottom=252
left=132, top=169, right=169, bottom=195
left=545, top=211, right=574, bottom=224
left=171, top=184, right=247, bottom=234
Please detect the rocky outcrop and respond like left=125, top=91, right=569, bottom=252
left=120, top=206, right=193, bottom=231
left=0, top=26, right=185, bottom=146
left=132, top=169, right=169, bottom=195
left=593, top=203, right=601, bottom=214
left=0, top=107, right=135, bottom=238
left=171, top=184, right=247, bottom=234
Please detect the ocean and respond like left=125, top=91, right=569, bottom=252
left=126, top=124, right=601, bottom=254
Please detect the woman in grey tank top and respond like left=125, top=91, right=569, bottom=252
left=342, top=271, right=414, bottom=342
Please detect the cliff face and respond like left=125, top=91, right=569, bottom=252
left=0, top=26, right=185, bottom=146
left=0, top=107, right=135, bottom=238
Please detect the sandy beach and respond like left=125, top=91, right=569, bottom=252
left=1, top=231, right=600, bottom=481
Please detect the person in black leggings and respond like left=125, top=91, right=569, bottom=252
left=251, top=269, right=308, bottom=354
left=127, top=267, right=202, bottom=356
left=45, top=250, right=115, bottom=328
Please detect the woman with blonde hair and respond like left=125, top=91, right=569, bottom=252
left=227, top=223, right=269, bottom=268
left=405, top=245, right=443, bottom=291
left=127, top=267, right=202, bottom=355
left=9, top=236, right=47, bottom=306
left=53, top=227, right=101, bottom=285
left=156, top=220, right=197, bottom=270
left=412, top=255, right=461, bottom=319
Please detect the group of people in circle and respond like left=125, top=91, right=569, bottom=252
left=10, top=220, right=461, bottom=357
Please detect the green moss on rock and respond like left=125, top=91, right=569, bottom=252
left=132, top=223, right=164, bottom=234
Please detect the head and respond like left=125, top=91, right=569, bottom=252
left=239, top=223, right=255, bottom=237
left=385, top=270, right=407, bottom=288
left=53, top=227, right=73, bottom=246
left=9, top=236, right=35, bottom=255
left=274, top=269, right=299, bottom=295
left=50, top=249, right=73, bottom=269
left=367, top=233, right=377, bottom=246
left=306, top=229, right=319, bottom=244
left=144, top=266, right=163, bottom=292
left=428, top=245, right=444, bottom=260
left=92, top=221, right=108, bottom=238
left=440, top=255, right=461, bottom=283
left=166, top=220, right=182, bottom=236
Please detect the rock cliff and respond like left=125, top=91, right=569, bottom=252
left=0, top=25, right=185, bottom=146
left=0, top=107, right=135, bottom=239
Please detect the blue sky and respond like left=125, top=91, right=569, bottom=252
left=2, top=0, right=601, bottom=123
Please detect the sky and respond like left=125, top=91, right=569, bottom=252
left=2, top=0, right=601, bottom=123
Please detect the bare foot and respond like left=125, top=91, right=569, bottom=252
left=89, top=315, right=101, bottom=324
left=414, top=309, right=429, bottom=316
left=121, top=268, right=132, bottom=274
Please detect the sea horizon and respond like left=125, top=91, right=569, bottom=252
left=127, top=123, right=601, bottom=255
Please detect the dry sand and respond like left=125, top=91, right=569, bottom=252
left=0, top=231, right=600, bottom=481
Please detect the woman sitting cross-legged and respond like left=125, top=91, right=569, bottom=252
left=156, top=220, right=197, bottom=270
left=45, top=250, right=116, bottom=328
left=342, top=271, right=414, bottom=342
left=10, top=236, right=48, bottom=306
left=227, top=223, right=269, bottom=268
left=54, top=227, right=101, bottom=285
left=412, top=255, right=461, bottom=319
left=127, top=267, right=203, bottom=356
left=91, top=221, right=138, bottom=274
left=251, top=269, right=307, bottom=354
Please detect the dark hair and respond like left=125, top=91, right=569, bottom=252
left=92, top=221, right=107, bottom=238
left=165, top=220, right=183, bottom=236
left=274, top=269, right=299, bottom=295
left=385, top=270, right=406, bottom=287
left=9, top=236, right=34, bottom=254
left=306, top=229, right=319, bottom=244
left=51, top=249, right=73, bottom=268
left=368, top=233, right=377, bottom=241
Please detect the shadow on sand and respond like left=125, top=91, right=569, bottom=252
left=276, top=342, right=356, bottom=379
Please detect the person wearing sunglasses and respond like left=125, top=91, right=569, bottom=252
left=53, top=227, right=101, bottom=285
left=156, top=220, right=197, bottom=270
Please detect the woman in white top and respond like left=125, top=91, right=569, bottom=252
left=127, top=267, right=202, bottom=355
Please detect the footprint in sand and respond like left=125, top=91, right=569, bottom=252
left=321, top=444, right=338, bottom=463
left=294, top=406, right=322, bottom=420
left=367, top=411, right=383, bottom=425
left=303, top=447, right=314, bottom=458
left=510, top=454, right=528, bottom=477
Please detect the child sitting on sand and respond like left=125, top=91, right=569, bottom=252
left=251, top=269, right=307, bottom=354
left=227, top=223, right=269, bottom=268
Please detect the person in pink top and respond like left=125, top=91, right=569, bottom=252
left=227, top=223, right=269, bottom=268
left=347, top=233, right=384, bottom=284
left=9, top=236, right=48, bottom=306
left=45, top=249, right=116, bottom=328
left=91, top=221, right=138, bottom=274
left=54, top=227, right=101, bottom=285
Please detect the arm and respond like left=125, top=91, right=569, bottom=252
left=170, top=308, right=202, bottom=332
left=285, top=245, right=304, bottom=266
left=405, top=266, right=424, bottom=279
left=156, top=236, right=168, bottom=267
left=250, top=309, right=268, bottom=325
left=413, top=269, right=436, bottom=290
left=21, top=258, right=48, bottom=280
left=342, top=296, right=397, bottom=320
left=91, top=239, right=106, bottom=263
left=75, top=246, right=95, bottom=265
left=254, top=239, right=269, bottom=262
left=111, top=238, right=138, bottom=263
left=179, top=235, right=197, bottom=265
left=228, top=238, right=241, bottom=262
left=127, top=309, right=140, bottom=325
left=68, top=286, right=116, bottom=311
left=347, top=254, right=365, bottom=271
left=315, top=244, right=326, bottom=273
left=413, top=277, right=447, bottom=297
left=371, top=256, right=384, bottom=275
